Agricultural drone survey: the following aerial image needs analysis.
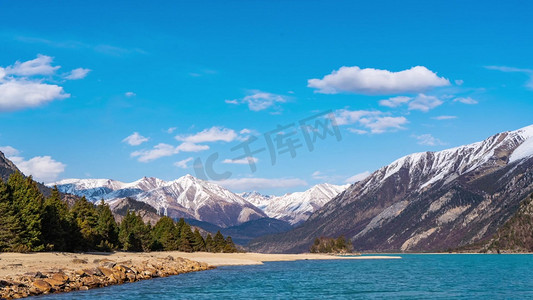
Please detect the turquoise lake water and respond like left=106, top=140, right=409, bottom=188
left=34, top=254, right=533, bottom=299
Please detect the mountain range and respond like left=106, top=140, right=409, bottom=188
left=240, top=183, right=349, bottom=225
left=248, top=124, right=533, bottom=253
left=51, top=175, right=348, bottom=230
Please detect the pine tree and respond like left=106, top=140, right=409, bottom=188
left=118, top=210, right=151, bottom=252
left=70, top=196, right=99, bottom=250
left=191, top=229, right=206, bottom=252
left=152, top=216, right=179, bottom=251
left=41, top=186, right=69, bottom=251
left=223, top=236, right=237, bottom=253
left=178, top=222, right=194, bottom=252
left=8, top=173, right=44, bottom=252
left=205, top=233, right=215, bottom=252
left=95, top=200, right=119, bottom=251
left=213, top=231, right=226, bottom=253
left=0, top=179, right=19, bottom=251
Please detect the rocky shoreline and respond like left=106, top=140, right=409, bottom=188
left=0, top=256, right=213, bottom=299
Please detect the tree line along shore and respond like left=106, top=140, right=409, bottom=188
left=0, top=172, right=238, bottom=253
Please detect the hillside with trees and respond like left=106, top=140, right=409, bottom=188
left=0, top=171, right=238, bottom=253
left=309, top=236, right=353, bottom=254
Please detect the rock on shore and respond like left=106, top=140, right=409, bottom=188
left=0, top=256, right=213, bottom=299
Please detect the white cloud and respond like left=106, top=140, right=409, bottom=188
left=222, top=157, right=258, bottom=164
left=214, top=177, right=307, bottom=191
left=0, top=145, right=20, bottom=156
left=226, top=91, right=287, bottom=111
left=0, top=80, right=69, bottom=111
left=485, top=65, right=533, bottom=89
left=433, top=115, right=457, bottom=120
left=335, top=109, right=408, bottom=134
left=176, top=126, right=237, bottom=143
left=413, top=134, right=446, bottom=146
left=334, top=109, right=382, bottom=126
left=125, top=92, right=136, bottom=97
left=347, top=128, right=368, bottom=134
left=0, top=55, right=90, bottom=112
left=5, top=54, right=60, bottom=76
left=176, top=142, right=209, bottom=152
left=379, top=96, right=412, bottom=108
left=122, top=132, right=149, bottom=146
left=455, top=79, right=464, bottom=86
left=360, top=116, right=408, bottom=133
left=166, top=127, right=177, bottom=134
left=131, top=143, right=177, bottom=162
left=308, top=66, right=450, bottom=95
left=454, top=97, right=478, bottom=105
left=345, top=171, right=371, bottom=183
left=64, top=68, right=90, bottom=80
left=174, top=157, right=193, bottom=169
left=408, top=94, right=443, bottom=112
left=10, top=155, right=66, bottom=183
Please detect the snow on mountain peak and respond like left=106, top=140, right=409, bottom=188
left=364, top=124, right=533, bottom=192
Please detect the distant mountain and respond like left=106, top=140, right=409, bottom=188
left=52, top=174, right=267, bottom=228
left=237, top=191, right=273, bottom=210
left=187, top=218, right=293, bottom=245
left=241, top=184, right=349, bottom=225
left=249, top=124, right=533, bottom=253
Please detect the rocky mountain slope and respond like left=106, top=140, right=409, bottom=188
left=52, top=175, right=267, bottom=228
left=248, top=124, right=533, bottom=253
left=241, top=184, right=349, bottom=225
left=0, top=151, right=19, bottom=182
left=482, top=193, right=533, bottom=253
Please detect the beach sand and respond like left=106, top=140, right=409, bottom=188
left=0, top=251, right=400, bottom=278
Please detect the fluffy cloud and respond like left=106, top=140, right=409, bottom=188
left=379, top=96, right=412, bottom=108
left=64, top=68, right=91, bottom=80
left=122, top=132, right=149, bottom=146
left=360, top=116, right=408, bottom=133
left=131, top=143, right=177, bottom=162
left=334, top=109, right=408, bottom=134
left=176, top=126, right=237, bottom=143
left=0, top=55, right=88, bottom=112
left=166, top=127, right=177, bottom=134
left=378, top=94, right=444, bottom=112
left=0, top=79, right=69, bottom=112
left=214, top=177, right=307, bottom=191
left=308, top=66, right=450, bottom=95
left=131, top=141, right=210, bottom=163
left=485, top=65, right=533, bottom=89
left=222, top=157, right=259, bottom=164
left=174, top=157, right=193, bottom=169
left=176, top=142, right=209, bottom=152
left=125, top=92, right=136, bottom=97
left=408, top=94, right=443, bottom=112
left=345, top=171, right=371, bottom=183
left=433, top=115, right=457, bottom=120
left=9, top=154, right=66, bottom=183
left=413, top=134, right=446, bottom=146
left=132, top=126, right=249, bottom=162
left=226, top=91, right=287, bottom=111
left=5, top=54, right=60, bottom=76
left=454, top=97, right=478, bottom=105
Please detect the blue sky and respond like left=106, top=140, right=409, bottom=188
left=1, top=0, right=532, bottom=194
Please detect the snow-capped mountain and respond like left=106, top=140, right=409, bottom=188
left=240, top=183, right=349, bottom=225
left=237, top=191, right=273, bottom=210
left=51, top=175, right=267, bottom=228
left=249, top=124, right=533, bottom=253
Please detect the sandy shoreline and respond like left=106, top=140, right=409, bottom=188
left=0, top=251, right=400, bottom=278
